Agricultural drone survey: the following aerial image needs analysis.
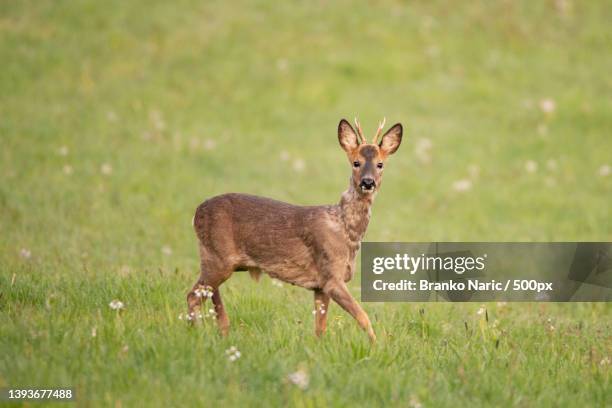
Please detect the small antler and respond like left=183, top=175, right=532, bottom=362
left=372, top=117, right=386, bottom=144
left=354, top=117, right=366, bottom=144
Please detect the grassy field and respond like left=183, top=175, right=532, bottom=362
left=1, top=0, right=611, bottom=406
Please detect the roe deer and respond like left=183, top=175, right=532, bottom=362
left=187, top=118, right=403, bottom=342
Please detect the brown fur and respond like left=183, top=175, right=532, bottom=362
left=187, top=119, right=403, bottom=341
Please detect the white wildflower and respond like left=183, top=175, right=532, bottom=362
left=415, top=138, right=433, bottom=164
left=292, top=158, right=305, bottom=172
left=409, top=395, right=423, bottom=408
left=598, top=164, right=610, bottom=177
left=525, top=160, right=538, bottom=173
left=287, top=369, right=309, bottom=390
left=539, top=98, right=556, bottom=114
left=271, top=279, right=283, bottom=287
left=477, top=305, right=486, bottom=316
left=161, top=245, right=172, bottom=256
left=100, top=163, right=113, bottom=175
left=19, top=248, right=31, bottom=259
left=91, top=327, right=97, bottom=337
left=109, top=299, right=124, bottom=310
left=203, top=139, right=216, bottom=151
left=194, top=286, right=213, bottom=299
left=452, top=179, right=472, bottom=192
left=315, top=302, right=326, bottom=315
left=58, top=146, right=69, bottom=156
left=181, top=311, right=204, bottom=321
left=226, top=346, right=241, bottom=362
left=600, top=357, right=610, bottom=366
left=63, top=164, right=73, bottom=175
left=276, top=58, right=289, bottom=72
left=279, top=150, right=290, bottom=161
left=554, top=0, right=571, bottom=16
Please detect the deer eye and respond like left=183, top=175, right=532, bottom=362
left=353, top=161, right=360, bottom=168
left=377, top=162, right=384, bottom=169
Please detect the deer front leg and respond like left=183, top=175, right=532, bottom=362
left=314, top=289, right=330, bottom=337
left=325, top=280, right=376, bottom=343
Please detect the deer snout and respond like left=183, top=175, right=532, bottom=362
left=360, top=178, right=376, bottom=191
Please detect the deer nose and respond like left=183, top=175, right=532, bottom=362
left=360, top=178, right=376, bottom=190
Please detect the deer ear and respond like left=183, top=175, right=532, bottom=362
left=338, top=119, right=359, bottom=153
left=379, top=123, right=402, bottom=155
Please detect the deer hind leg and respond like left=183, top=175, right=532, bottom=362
left=212, top=288, right=230, bottom=336
left=187, top=274, right=231, bottom=333
left=314, top=289, right=330, bottom=337
left=187, top=248, right=232, bottom=334
left=187, top=277, right=211, bottom=321
left=325, top=280, right=376, bottom=343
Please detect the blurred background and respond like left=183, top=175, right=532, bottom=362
left=2, top=0, right=610, bottom=273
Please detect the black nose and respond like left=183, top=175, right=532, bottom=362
left=360, top=178, right=376, bottom=189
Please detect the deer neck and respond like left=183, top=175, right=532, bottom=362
left=338, top=182, right=375, bottom=244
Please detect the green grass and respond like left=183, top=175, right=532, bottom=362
left=1, top=0, right=611, bottom=406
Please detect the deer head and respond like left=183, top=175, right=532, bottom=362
left=337, top=118, right=403, bottom=194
